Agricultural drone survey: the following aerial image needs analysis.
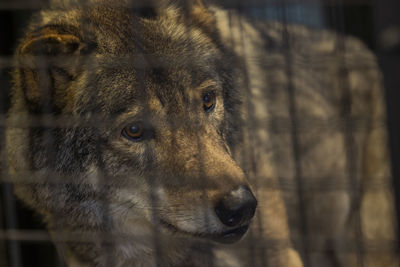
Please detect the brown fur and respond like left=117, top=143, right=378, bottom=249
left=5, top=0, right=397, bottom=266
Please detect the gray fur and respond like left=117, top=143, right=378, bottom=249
left=6, top=0, right=397, bottom=266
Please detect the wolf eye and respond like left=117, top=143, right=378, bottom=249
left=203, top=92, right=216, bottom=112
left=122, top=123, right=144, bottom=141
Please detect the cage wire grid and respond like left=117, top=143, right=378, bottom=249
left=0, top=0, right=399, bottom=266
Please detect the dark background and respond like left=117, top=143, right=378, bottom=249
left=0, top=0, right=399, bottom=266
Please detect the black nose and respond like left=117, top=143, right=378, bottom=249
left=215, top=186, right=257, bottom=227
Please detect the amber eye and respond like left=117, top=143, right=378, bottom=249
left=122, top=123, right=144, bottom=141
left=203, top=91, right=216, bottom=112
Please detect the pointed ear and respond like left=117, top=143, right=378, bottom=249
left=172, top=0, right=215, bottom=36
left=189, top=0, right=215, bottom=34
left=17, top=27, right=89, bottom=112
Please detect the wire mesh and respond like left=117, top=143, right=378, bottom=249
left=0, top=0, right=399, bottom=266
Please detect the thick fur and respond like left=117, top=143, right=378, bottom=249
left=5, top=0, right=397, bottom=266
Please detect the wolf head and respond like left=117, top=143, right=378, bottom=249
left=8, top=0, right=257, bottom=264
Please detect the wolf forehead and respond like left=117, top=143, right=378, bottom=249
left=31, top=1, right=227, bottom=113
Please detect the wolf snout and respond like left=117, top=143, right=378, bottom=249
left=214, top=186, right=257, bottom=227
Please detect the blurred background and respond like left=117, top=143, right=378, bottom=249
left=0, top=0, right=399, bottom=266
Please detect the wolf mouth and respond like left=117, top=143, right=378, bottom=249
left=159, top=219, right=249, bottom=244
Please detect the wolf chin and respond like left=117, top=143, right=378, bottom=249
left=6, top=0, right=398, bottom=266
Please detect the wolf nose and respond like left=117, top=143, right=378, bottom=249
left=215, top=186, right=257, bottom=227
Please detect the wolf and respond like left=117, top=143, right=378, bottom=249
left=5, top=0, right=398, bottom=266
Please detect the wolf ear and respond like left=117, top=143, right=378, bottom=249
left=186, top=0, right=215, bottom=35
left=17, top=27, right=89, bottom=112
left=166, top=0, right=215, bottom=36
left=189, top=0, right=214, bottom=32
